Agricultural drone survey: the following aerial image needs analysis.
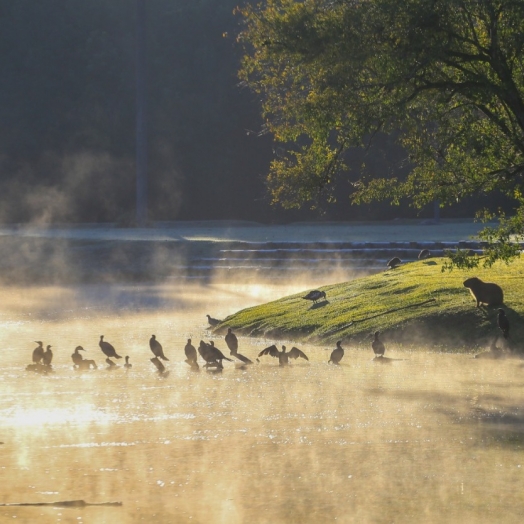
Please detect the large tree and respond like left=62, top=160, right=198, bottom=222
left=237, top=0, right=524, bottom=265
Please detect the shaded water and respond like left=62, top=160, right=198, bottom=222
left=0, top=281, right=523, bottom=523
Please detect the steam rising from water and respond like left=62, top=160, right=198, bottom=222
left=0, top=280, right=522, bottom=523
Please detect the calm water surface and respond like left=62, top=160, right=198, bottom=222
left=0, top=281, right=523, bottom=523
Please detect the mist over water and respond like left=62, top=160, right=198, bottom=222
left=0, top=277, right=523, bottom=523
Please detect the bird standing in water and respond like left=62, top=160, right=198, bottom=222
left=42, top=345, right=53, bottom=367
left=99, top=335, right=122, bottom=359
left=198, top=340, right=232, bottom=369
left=328, top=341, right=344, bottom=365
left=225, top=328, right=238, bottom=354
left=497, top=308, right=510, bottom=339
left=32, top=341, right=44, bottom=364
left=149, top=335, right=169, bottom=361
left=372, top=331, right=386, bottom=357
left=302, top=290, right=326, bottom=304
left=71, top=346, right=85, bottom=366
left=258, top=345, right=309, bottom=366
left=124, top=356, right=132, bottom=368
left=184, top=339, right=199, bottom=369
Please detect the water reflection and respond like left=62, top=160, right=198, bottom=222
left=0, top=282, right=523, bottom=522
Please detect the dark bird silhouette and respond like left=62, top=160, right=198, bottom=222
left=150, top=356, right=166, bottom=373
left=497, top=308, right=510, bottom=339
left=418, top=249, right=431, bottom=260
left=32, top=341, right=44, bottom=364
left=225, top=328, right=239, bottom=354
left=198, top=340, right=232, bottom=369
left=387, top=257, right=402, bottom=269
left=258, top=344, right=309, bottom=366
left=184, top=338, right=199, bottom=369
left=42, top=345, right=53, bottom=367
left=124, top=356, right=132, bottom=369
left=206, top=314, right=221, bottom=327
left=328, top=341, right=344, bottom=365
left=372, top=331, right=386, bottom=357
left=149, top=335, right=169, bottom=361
left=71, top=346, right=85, bottom=366
left=302, top=290, right=326, bottom=304
left=105, top=358, right=118, bottom=369
left=99, top=335, right=122, bottom=359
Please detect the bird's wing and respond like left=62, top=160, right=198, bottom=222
left=258, top=344, right=279, bottom=358
left=289, top=347, right=309, bottom=360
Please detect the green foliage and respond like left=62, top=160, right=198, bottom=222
left=238, top=0, right=524, bottom=262
left=219, top=257, right=524, bottom=351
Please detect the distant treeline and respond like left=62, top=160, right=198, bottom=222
left=0, top=1, right=513, bottom=223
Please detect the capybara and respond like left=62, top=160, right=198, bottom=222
left=463, top=277, right=504, bottom=307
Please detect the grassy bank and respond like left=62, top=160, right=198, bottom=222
left=217, top=257, right=524, bottom=352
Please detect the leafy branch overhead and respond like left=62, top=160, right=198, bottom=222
left=237, top=0, right=524, bottom=264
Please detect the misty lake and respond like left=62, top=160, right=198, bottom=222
left=0, top=278, right=523, bottom=523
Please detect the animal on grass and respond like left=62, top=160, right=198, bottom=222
left=258, top=345, right=309, bottom=366
left=206, top=314, right=221, bottom=327
left=328, top=341, right=344, bottom=365
left=463, top=277, right=504, bottom=307
left=497, top=308, right=510, bottom=339
left=418, top=249, right=431, bottom=260
left=302, top=290, right=326, bottom=304
left=387, top=257, right=402, bottom=269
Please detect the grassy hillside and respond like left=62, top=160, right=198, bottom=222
left=217, top=257, right=524, bottom=352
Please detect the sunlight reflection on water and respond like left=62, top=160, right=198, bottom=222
left=0, top=282, right=522, bottom=523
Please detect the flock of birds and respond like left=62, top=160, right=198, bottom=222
left=25, top=322, right=392, bottom=376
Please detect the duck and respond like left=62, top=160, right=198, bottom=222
left=328, top=341, right=344, bottom=365
left=149, top=335, right=169, bottom=361
left=99, top=335, right=122, bottom=359
left=258, top=344, right=309, bottom=366
left=32, top=341, right=44, bottom=364
left=372, top=331, right=386, bottom=357
left=302, top=290, right=326, bottom=304
left=42, top=345, right=53, bottom=367
left=497, top=308, right=510, bottom=339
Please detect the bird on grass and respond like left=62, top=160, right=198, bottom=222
left=387, top=257, right=402, bottom=269
left=418, top=249, right=431, bottom=260
left=206, top=314, right=222, bottom=327
left=258, top=345, right=309, bottom=366
left=328, top=341, right=344, bottom=365
left=99, top=336, right=122, bottom=359
left=497, top=308, right=510, bottom=339
left=149, top=335, right=169, bottom=361
left=302, top=290, right=326, bottom=304
left=42, top=345, right=53, bottom=367
left=124, top=356, right=132, bottom=369
left=184, top=339, right=199, bottom=369
left=372, top=331, right=386, bottom=357
left=32, top=341, right=44, bottom=364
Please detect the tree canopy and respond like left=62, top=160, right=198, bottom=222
left=237, top=0, right=524, bottom=264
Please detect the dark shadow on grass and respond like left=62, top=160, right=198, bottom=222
left=309, top=300, right=329, bottom=310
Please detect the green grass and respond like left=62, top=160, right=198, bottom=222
left=217, top=257, right=524, bottom=352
